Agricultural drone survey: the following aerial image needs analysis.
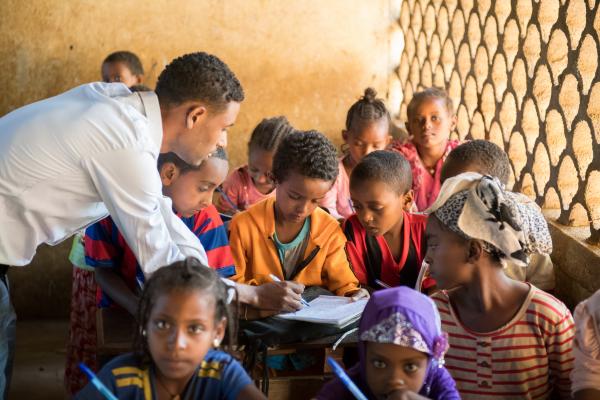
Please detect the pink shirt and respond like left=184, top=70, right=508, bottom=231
left=215, top=165, right=275, bottom=214
left=319, top=158, right=353, bottom=219
left=391, top=140, right=460, bottom=211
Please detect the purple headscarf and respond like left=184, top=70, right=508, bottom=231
left=357, top=286, right=448, bottom=393
left=317, top=287, right=459, bottom=400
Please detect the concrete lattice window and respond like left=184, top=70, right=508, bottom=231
left=388, top=0, right=600, bottom=245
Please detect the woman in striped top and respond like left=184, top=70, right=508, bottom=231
left=424, top=173, right=574, bottom=399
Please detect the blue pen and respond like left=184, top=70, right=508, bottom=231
left=269, top=274, right=311, bottom=307
left=327, top=357, right=368, bottom=400
left=216, top=187, right=239, bottom=212
left=79, top=362, right=119, bottom=400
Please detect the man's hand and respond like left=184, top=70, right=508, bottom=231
left=236, top=281, right=305, bottom=312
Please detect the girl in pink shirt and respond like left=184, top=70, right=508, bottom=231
left=391, top=87, right=460, bottom=211
left=320, top=88, right=391, bottom=219
left=216, top=116, right=293, bottom=214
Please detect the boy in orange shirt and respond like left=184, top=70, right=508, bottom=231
left=229, top=130, right=368, bottom=315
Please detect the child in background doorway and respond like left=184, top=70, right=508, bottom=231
left=391, top=87, right=460, bottom=211
left=101, top=50, right=144, bottom=88
left=426, top=173, right=574, bottom=399
left=320, top=88, right=391, bottom=219
left=344, top=151, right=434, bottom=291
left=215, top=116, right=294, bottom=215
left=440, top=139, right=555, bottom=291
left=316, top=286, right=459, bottom=400
left=75, top=258, right=266, bottom=400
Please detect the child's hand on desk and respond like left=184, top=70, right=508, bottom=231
left=255, top=281, right=305, bottom=312
left=350, top=288, right=370, bottom=301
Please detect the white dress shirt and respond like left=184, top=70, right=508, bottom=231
left=0, top=82, right=207, bottom=274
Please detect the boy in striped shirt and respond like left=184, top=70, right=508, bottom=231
left=425, top=173, right=574, bottom=399
left=86, top=148, right=235, bottom=314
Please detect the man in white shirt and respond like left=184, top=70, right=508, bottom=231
left=0, top=52, right=303, bottom=398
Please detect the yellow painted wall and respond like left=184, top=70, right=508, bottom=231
left=0, top=0, right=391, bottom=317
left=0, top=0, right=391, bottom=167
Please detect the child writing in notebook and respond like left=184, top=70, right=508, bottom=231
left=75, top=258, right=266, bottom=400
left=320, top=88, right=392, bottom=219
left=216, top=116, right=294, bottom=214
left=317, top=286, right=459, bottom=399
left=440, top=139, right=556, bottom=291
left=391, top=87, right=460, bottom=211
left=229, top=130, right=369, bottom=316
left=344, top=151, right=434, bottom=291
left=64, top=149, right=234, bottom=394
left=426, top=173, right=574, bottom=399
left=101, top=50, right=145, bottom=88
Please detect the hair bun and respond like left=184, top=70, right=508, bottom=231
left=363, top=87, right=377, bottom=102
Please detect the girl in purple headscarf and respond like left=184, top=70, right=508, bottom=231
left=316, top=286, right=459, bottom=400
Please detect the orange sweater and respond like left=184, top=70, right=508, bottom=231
left=229, top=197, right=360, bottom=296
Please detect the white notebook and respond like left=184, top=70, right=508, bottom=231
left=275, top=295, right=368, bottom=328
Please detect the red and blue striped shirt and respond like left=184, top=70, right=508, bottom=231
left=85, top=205, right=235, bottom=307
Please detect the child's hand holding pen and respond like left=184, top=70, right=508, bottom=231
left=270, top=274, right=311, bottom=308
left=251, top=278, right=305, bottom=312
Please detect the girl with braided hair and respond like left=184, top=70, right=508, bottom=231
left=76, top=257, right=265, bottom=400
left=216, top=116, right=294, bottom=214
left=320, top=88, right=392, bottom=219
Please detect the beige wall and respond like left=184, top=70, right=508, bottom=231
left=0, top=0, right=391, bottom=167
left=0, top=0, right=392, bottom=317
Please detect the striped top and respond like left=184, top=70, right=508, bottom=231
left=74, top=350, right=251, bottom=399
left=86, top=205, right=235, bottom=308
left=431, top=285, right=574, bottom=399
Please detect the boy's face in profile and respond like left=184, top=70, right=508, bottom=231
left=274, top=170, right=332, bottom=224
left=350, top=180, right=413, bottom=237
left=160, top=157, right=229, bottom=217
left=102, top=61, right=142, bottom=88
left=173, top=101, right=240, bottom=167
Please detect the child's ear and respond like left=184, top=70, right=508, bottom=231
left=402, top=189, right=414, bottom=211
left=186, top=105, right=207, bottom=130
left=466, top=240, right=484, bottom=263
left=449, top=113, right=458, bottom=132
left=159, top=163, right=179, bottom=186
left=214, top=317, right=227, bottom=343
left=342, top=130, right=349, bottom=143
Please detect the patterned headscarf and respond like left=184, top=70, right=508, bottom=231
left=357, top=287, right=449, bottom=395
left=426, top=172, right=552, bottom=267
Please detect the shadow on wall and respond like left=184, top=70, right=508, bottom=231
left=8, top=241, right=73, bottom=319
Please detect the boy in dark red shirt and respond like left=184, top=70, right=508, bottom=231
left=344, top=150, right=433, bottom=290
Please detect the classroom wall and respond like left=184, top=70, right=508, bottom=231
left=0, top=0, right=393, bottom=317
left=394, top=0, right=600, bottom=305
left=393, top=0, right=600, bottom=241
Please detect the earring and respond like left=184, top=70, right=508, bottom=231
left=213, top=338, right=221, bottom=348
left=141, top=329, right=147, bottom=337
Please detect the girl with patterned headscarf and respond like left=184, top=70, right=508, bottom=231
left=426, top=172, right=574, bottom=399
left=316, top=286, right=459, bottom=399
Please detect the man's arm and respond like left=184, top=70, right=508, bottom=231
left=83, top=149, right=206, bottom=276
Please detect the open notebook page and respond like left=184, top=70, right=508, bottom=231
left=275, top=295, right=368, bottom=327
